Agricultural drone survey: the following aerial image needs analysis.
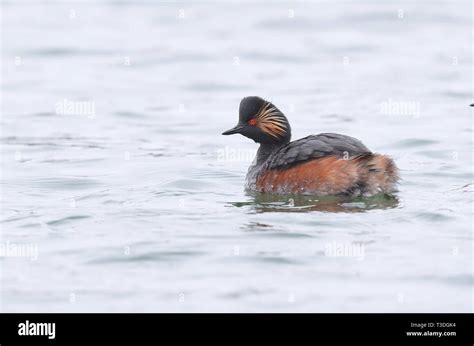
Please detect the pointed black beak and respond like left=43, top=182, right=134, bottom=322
left=222, top=124, right=245, bottom=135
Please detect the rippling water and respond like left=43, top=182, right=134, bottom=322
left=1, top=1, right=472, bottom=312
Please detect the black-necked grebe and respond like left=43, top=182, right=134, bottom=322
left=222, top=96, right=399, bottom=196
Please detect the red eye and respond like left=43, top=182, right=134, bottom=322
left=248, top=119, right=257, bottom=126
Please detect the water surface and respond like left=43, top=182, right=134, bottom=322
left=0, top=1, right=472, bottom=312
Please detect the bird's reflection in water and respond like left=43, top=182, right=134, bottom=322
left=231, top=191, right=399, bottom=213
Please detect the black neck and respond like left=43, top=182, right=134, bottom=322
left=255, top=142, right=286, bottom=165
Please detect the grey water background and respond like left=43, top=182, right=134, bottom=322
left=1, top=1, right=472, bottom=312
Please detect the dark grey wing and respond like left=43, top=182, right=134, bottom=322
left=266, top=133, right=371, bottom=169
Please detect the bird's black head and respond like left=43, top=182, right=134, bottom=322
left=222, top=96, right=291, bottom=144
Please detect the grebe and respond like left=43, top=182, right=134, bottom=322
left=222, top=96, right=399, bottom=196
